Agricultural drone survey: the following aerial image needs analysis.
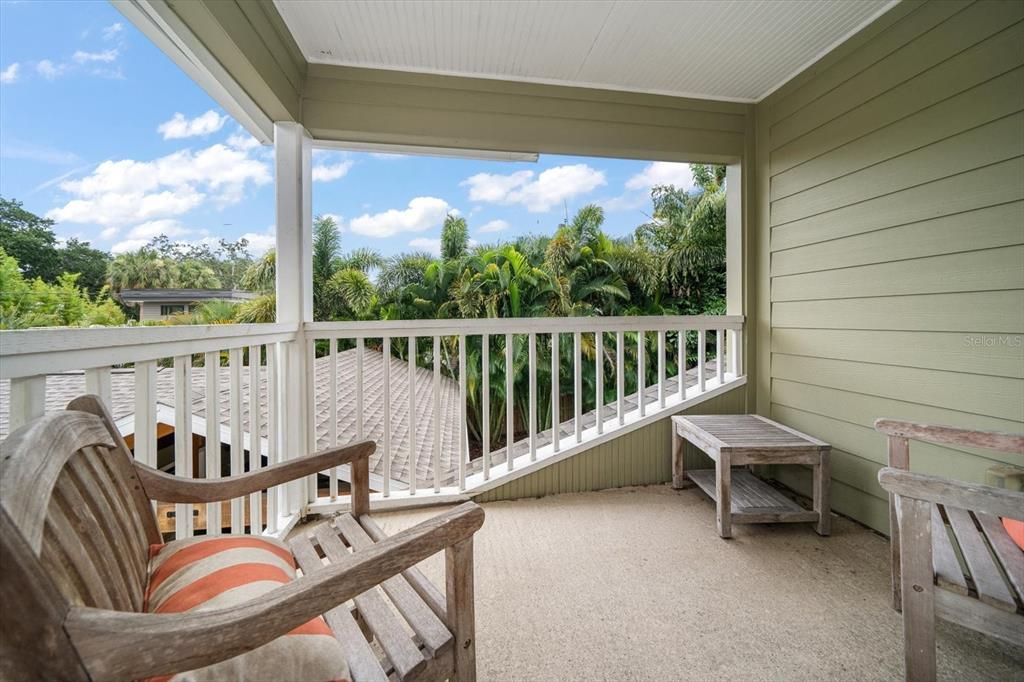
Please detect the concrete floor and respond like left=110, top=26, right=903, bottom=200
left=303, top=485, right=1024, bottom=681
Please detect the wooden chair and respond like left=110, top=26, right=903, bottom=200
left=0, top=395, right=484, bottom=682
left=875, top=419, right=1024, bottom=681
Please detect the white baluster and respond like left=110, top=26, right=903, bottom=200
left=616, top=331, right=625, bottom=426
left=716, top=329, right=724, bottom=385
left=678, top=330, right=686, bottom=399
left=698, top=331, right=706, bottom=393
left=528, top=331, right=536, bottom=463
left=551, top=332, right=560, bottom=453
left=506, top=332, right=515, bottom=471
left=173, top=355, right=193, bottom=538
left=383, top=336, right=392, bottom=497
left=266, top=344, right=279, bottom=533
left=134, top=361, right=157, bottom=469
left=482, top=333, right=490, bottom=480
left=248, top=345, right=263, bottom=534
left=230, top=347, right=244, bottom=534
left=408, top=336, right=417, bottom=495
left=204, top=352, right=221, bottom=536
left=574, top=331, right=583, bottom=443
left=85, top=367, right=112, bottom=409
left=730, top=328, right=742, bottom=377
left=329, top=340, right=338, bottom=500
left=595, top=331, right=604, bottom=435
left=658, top=330, right=666, bottom=408
left=306, top=338, right=316, bottom=505
left=458, top=334, right=467, bottom=491
left=432, top=335, right=441, bottom=493
left=9, top=375, right=45, bottom=432
left=637, top=331, right=645, bottom=418
left=356, top=339, right=364, bottom=442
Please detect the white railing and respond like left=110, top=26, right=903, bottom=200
left=0, top=314, right=745, bottom=533
left=304, top=315, right=744, bottom=512
left=0, top=323, right=302, bottom=539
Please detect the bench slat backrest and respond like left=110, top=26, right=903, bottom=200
left=0, top=397, right=160, bottom=613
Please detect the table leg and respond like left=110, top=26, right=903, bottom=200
left=716, top=451, right=732, bottom=539
left=813, top=449, right=831, bottom=536
left=671, top=427, right=692, bottom=489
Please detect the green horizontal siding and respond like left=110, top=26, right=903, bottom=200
left=758, top=0, right=1024, bottom=533
left=474, top=385, right=747, bottom=503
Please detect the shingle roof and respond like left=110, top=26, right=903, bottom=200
left=0, top=349, right=461, bottom=489
left=117, top=289, right=258, bottom=303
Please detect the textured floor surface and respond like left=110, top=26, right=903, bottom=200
left=303, top=485, right=1024, bottom=681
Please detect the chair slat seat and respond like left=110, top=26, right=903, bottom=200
left=975, top=512, right=1024, bottom=603
left=929, top=505, right=968, bottom=595
left=943, top=505, right=1018, bottom=612
left=290, top=513, right=456, bottom=682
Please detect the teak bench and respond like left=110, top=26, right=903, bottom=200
left=876, top=419, right=1024, bottom=681
left=0, top=395, right=484, bottom=682
left=672, top=414, right=831, bottom=538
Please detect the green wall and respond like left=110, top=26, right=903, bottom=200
left=754, top=0, right=1024, bottom=533
left=475, top=385, right=747, bottom=502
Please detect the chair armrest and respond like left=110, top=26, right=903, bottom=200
left=878, top=467, right=1023, bottom=520
left=134, top=441, right=375, bottom=503
left=64, top=501, right=485, bottom=682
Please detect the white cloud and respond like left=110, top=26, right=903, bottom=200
left=625, top=162, right=694, bottom=192
left=100, top=227, right=119, bottom=240
left=47, top=142, right=270, bottom=226
left=73, top=49, right=118, bottom=64
left=36, top=60, right=67, bottom=80
left=110, top=239, right=150, bottom=254
left=0, top=63, right=19, bottom=84
left=102, top=23, right=123, bottom=41
left=157, top=110, right=228, bottom=140
left=461, top=164, right=606, bottom=213
left=320, top=213, right=343, bottom=229
left=239, top=231, right=276, bottom=256
left=349, top=197, right=451, bottom=238
left=408, top=237, right=441, bottom=256
left=477, top=219, right=509, bottom=234
left=312, top=160, right=354, bottom=182
left=126, top=219, right=191, bottom=240
left=226, top=132, right=261, bottom=151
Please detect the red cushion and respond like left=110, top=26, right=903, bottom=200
left=1002, top=518, right=1024, bottom=551
left=145, top=535, right=351, bottom=682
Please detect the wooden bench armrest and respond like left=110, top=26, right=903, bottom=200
left=134, top=441, right=376, bottom=503
left=64, top=501, right=484, bottom=681
left=877, top=467, right=1023, bottom=520
left=874, top=419, right=1024, bottom=455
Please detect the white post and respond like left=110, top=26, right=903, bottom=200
left=248, top=345, right=263, bottom=533
left=678, top=330, right=687, bottom=399
left=637, top=331, right=645, bottom=418
left=616, top=331, right=625, bottom=425
left=85, top=367, right=112, bottom=410
left=134, top=361, right=157, bottom=468
left=275, top=121, right=313, bottom=519
left=658, top=330, right=666, bottom=408
left=328, top=340, right=338, bottom=499
left=528, top=331, right=536, bottom=462
left=408, top=336, right=417, bottom=495
left=573, top=331, right=582, bottom=443
left=229, top=347, right=244, bottom=533
left=204, top=352, right=221, bottom=535
left=384, top=336, right=393, bottom=496
left=432, top=336, right=441, bottom=492
left=9, top=375, right=45, bottom=433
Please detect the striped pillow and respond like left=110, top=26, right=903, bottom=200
left=145, top=535, right=351, bottom=682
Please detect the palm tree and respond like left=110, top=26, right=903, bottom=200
left=241, top=250, right=276, bottom=292
left=441, top=214, right=469, bottom=261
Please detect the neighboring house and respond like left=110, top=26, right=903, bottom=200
left=117, top=289, right=258, bottom=321
left=0, top=348, right=462, bottom=491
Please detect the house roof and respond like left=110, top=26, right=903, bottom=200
left=0, top=349, right=461, bottom=489
left=117, top=289, right=259, bottom=304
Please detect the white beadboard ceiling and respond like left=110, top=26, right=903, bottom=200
left=275, top=0, right=896, bottom=103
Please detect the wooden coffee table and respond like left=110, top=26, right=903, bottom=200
left=671, top=414, right=831, bottom=538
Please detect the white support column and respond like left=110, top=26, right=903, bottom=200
left=275, top=121, right=313, bottom=519
left=726, top=162, right=745, bottom=383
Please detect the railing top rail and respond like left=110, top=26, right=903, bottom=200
left=305, top=314, right=744, bottom=337
left=0, top=323, right=298, bottom=379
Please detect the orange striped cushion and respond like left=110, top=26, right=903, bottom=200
left=145, top=535, right=350, bottom=682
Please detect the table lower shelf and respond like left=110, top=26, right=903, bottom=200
left=686, top=469, right=819, bottom=524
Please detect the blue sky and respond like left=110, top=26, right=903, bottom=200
left=0, top=1, right=696, bottom=258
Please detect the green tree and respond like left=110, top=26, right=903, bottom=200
left=440, top=214, right=469, bottom=261
left=0, top=196, right=60, bottom=281
left=58, top=238, right=110, bottom=295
